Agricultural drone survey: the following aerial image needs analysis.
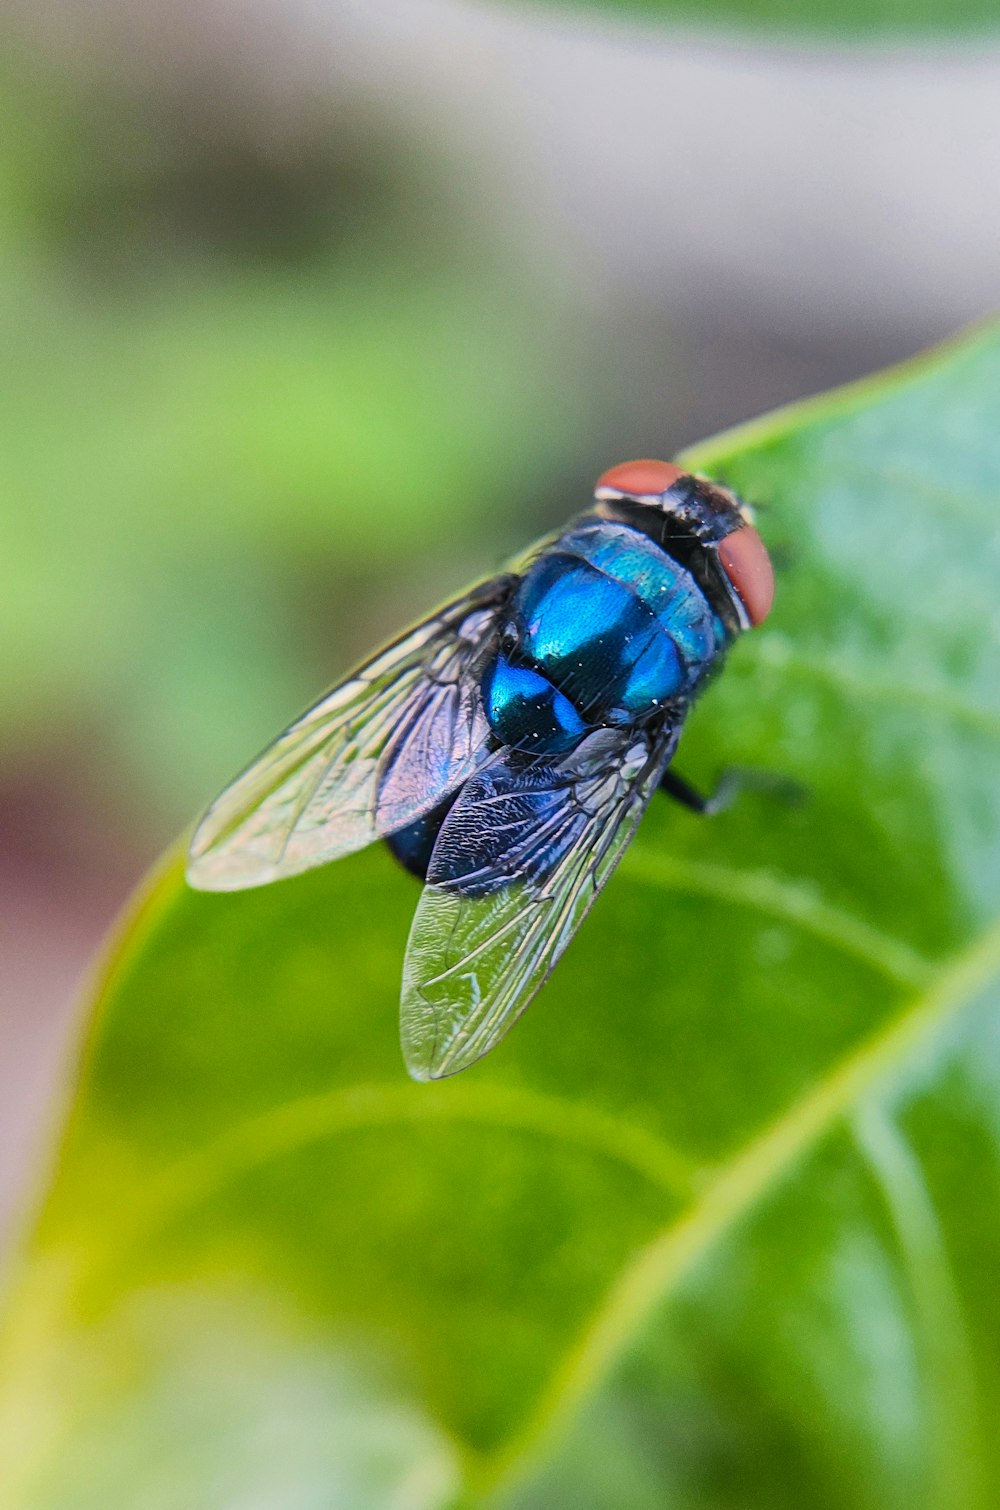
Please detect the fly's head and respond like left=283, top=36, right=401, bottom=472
left=593, top=459, right=774, bottom=637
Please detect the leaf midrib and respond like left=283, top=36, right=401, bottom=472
left=472, top=911, right=1000, bottom=1504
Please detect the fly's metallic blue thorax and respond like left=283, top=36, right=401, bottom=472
left=480, top=519, right=726, bottom=755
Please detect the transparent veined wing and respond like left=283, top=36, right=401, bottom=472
left=187, top=575, right=517, bottom=891
left=400, top=723, right=678, bottom=1079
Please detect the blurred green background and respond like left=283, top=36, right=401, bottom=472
left=2, top=1, right=1000, bottom=1502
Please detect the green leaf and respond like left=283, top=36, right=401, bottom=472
left=3, top=323, right=1000, bottom=1508
left=498, top=0, right=1000, bottom=38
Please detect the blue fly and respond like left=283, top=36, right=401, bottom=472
left=186, top=460, right=774, bottom=1080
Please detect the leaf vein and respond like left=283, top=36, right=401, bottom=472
left=625, top=848, right=931, bottom=989
left=854, top=1102, right=985, bottom=1510
left=744, top=637, right=1000, bottom=742
left=128, top=1083, right=698, bottom=1250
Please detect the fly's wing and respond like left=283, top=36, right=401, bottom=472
left=400, top=723, right=677, bottom=1079
left=187, top=576, right=516, bottom=891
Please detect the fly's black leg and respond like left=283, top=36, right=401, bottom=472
left=659, top=768, right=740, bottom=816
left=660, top=766, right=805, bottom=816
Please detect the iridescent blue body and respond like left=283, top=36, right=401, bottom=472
left=388, top=514, right=730, bottom=885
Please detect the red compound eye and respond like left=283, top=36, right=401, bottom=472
left=718, top=524, right=774, bottom=626
left=595, top=459, right=687, bottom=496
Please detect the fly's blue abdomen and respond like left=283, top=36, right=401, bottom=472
left=482, top=654, right=587, bottom=753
